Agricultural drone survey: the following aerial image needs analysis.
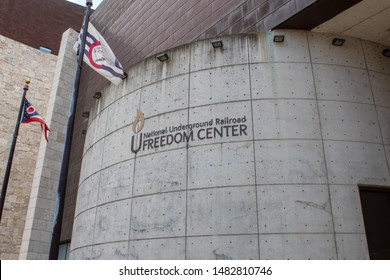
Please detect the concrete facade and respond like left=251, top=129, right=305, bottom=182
left=2, top=0, right=386, bottom=261
left=0, top=35, right=57, bottom=259
left=70, top=30, right=390, bottom=259
left=60, top=0, right=364, bottom=253
left=68, top=2, right=363, bottom=218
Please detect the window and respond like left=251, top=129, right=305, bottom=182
left=39, top=46, right=52, bottom=54
left=359, top=186, right=390, bottom=259
left=58, top=242, right=71, bottom=260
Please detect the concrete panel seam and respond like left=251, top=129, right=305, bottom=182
left=246, top=33, right=261, bottom=259
left=184, top=44, right=192, bottom=260
left=315, top=98, right=381, bottom=107
left=312, top=62, right=368, bottom=71
left=305, top=30, right=338, bottom=258
left=127, top=74, right=145, bottom=259
left=360, top=39, right=390, bottom=179
left=74, top=233, right=262, bottom=249
left=83, top=84, right=110, bottom=252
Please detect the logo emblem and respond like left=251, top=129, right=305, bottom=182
left=130, top=109, right=145, bottom=154
left=132, top=109, right=145, bottom=134
left=26, top=106, right=36, bottom=115
left=88, top=41, right=105, bottom=69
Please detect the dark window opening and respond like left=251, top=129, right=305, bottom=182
left=359, top=186, right=390, bottom=260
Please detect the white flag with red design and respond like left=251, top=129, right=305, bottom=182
left=74, top=22, right=127, bottom=85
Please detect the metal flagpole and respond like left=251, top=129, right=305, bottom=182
left=0, top=80, right=30, bottom=222
left=49, top=0, right=93, bottom=260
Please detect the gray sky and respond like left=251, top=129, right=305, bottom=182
left=66, top=0, right=104, bottom=8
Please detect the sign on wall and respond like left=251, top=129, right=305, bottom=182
left=131, top=109, right=248, bottom=154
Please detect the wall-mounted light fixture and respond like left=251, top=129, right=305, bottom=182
left=332, top=38, right=345, bottom=46
left=382, top=48, right=390, bottom=57
left=93, top=92, right=102, bottom=99
left=211, top=40, right=223, bottom=48
left=273, top=35, right=285, bottom=42
left=82, top=112, right=90, bottom=118
left=156, top=53, right=169, bottom=62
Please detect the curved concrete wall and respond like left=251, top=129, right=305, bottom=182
left=70, top=30, right=390, bottom=260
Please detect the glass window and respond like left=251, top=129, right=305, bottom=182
left=58, top=242, right=71, bottom=260
left=39, top=46, right=52, bottom=54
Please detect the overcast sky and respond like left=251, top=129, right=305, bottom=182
left=66, top=0, right=104, bottom=8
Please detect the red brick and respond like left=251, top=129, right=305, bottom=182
left=0, top=0, right=85, bottom=55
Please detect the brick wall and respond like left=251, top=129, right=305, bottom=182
left=0, top=0, right=85, bottom=55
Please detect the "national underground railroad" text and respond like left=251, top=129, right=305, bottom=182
left=131, top=116, right=247, bottom=153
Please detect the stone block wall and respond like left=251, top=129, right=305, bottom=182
left=19, top=29, right=78, bottom=260
left=0, top=35, right=56, bottom=259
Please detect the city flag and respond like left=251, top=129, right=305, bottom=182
left=74, top=22, right=127, bottom=85
left=21, top=99, right=50, bottom=142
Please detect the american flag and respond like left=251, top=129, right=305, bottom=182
left=21, top=99, right=50, bottom=142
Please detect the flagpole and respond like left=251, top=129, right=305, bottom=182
left=49, top=0, right=93, bottom=260
left=0, top=80, right=30, bottom=222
